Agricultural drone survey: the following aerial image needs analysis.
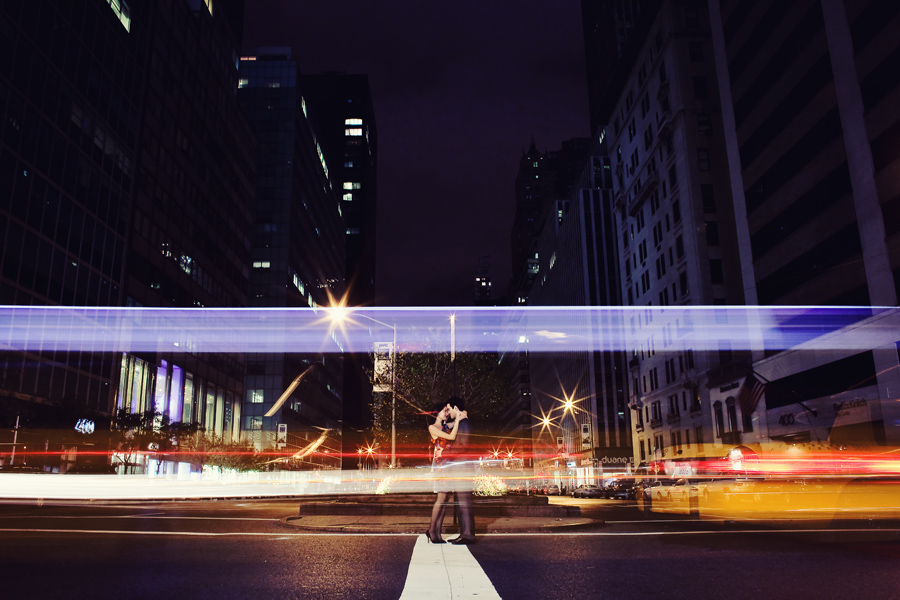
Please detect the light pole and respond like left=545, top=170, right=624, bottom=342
left=329, top=309, right=397, bottom=467
left=10, top=413, right=20, bottom=466
left=450, top=313, right=456, bottom=395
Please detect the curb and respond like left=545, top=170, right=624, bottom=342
left=278, top=515, right=605, bottom=534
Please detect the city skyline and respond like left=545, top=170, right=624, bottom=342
left=243, top=0, right=590, bottom=306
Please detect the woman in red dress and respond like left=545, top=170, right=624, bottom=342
left=425, top=399, right=466, bottom=543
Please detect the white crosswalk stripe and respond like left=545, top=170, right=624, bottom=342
left=399, top=535, right=502, bottom=599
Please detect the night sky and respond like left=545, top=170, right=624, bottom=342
left=242, top=1, right=590, bottom=306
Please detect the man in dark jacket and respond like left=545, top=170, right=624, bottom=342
left=444, top=395, right=476, bottom=544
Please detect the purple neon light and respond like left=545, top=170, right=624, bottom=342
left=0, top=305, right=894, bottom=354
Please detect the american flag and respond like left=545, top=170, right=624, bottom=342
left=739, top=375, right=765, bottom=416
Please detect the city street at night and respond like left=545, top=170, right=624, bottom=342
left=1, top=497, right=899, bottom=599
left=4, top=0, right=900, bottom=597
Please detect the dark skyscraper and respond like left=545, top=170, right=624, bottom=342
left=302, top=73, right=377, bottom=308
left=1, top=0, right=254, bottom=469
left=508, top=138, right=590, bottom=305
left=122, top=0, right=253, bottom=446
left=302, top=73, right=378, bottom=467
left=709, top=0, right=900, bottom=445
left=581, top=0, right=646, bottom=133
left=527, top=144, right=633, bottom=474
left=237, top=48, right=346, bottom=468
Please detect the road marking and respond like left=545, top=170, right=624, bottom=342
left=0, top=528, right=415, bottom=537
left=399, top=535, right=502, bottom=599
left=2, top=528, right=897, bottom=540
left=0, top=515, right=277, bottom=521
left=605, top=519, right=724, bottom=524
left=485, top=529, right=900, bottom=536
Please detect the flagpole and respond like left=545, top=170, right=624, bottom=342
left=750, top=368, right=821, bottom=442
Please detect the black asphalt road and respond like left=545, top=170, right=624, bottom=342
left=1, top=498, right=899, bottom=600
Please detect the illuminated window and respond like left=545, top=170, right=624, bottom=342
left=238, top=78, right=249, bottom=88
left=343, top=182, right=361, bottom=190
left=344, top=161, right=354, bottom=167
left=345, top=118, right=363, bottom=125
left=346, top=228, right=360, bottom=234
left=107, top=0, right=131, bottom=32
left=252, top=261, right=271, bottom=269
left=292, top=274, right=305, bottom=295
left=301, top=97, right=307, bottom=117
left=249, top=390, right=264, bottom=404
left=315, top=139, right=328, bottom=178
left=342, top=193, right=353, bottom=201
left=251, top=417, right=262, bottom=430
left=345, top=128, right=363, bottom=136
left=265, top=81, right=281, bottom=88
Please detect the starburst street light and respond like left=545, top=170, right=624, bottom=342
left=545, top=384, right=590, bottom=417
left=357, top=444, right=377, bottom=470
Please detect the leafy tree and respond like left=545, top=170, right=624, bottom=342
left=369, top=334, right=509, bottom=466
left=110, top=409, right=202, bottom=474
left=179, top=433, right=270, bottom=473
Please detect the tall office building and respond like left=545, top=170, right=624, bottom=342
left=509, top=141, right=556, bottom=305
left=0, top=0, right=253, bottom=469
left=302, top=73, right=378, bottom=469
left=303, top=73, right=377, bottom=308
left=508, top=138, right=590, bottom=305
left=121, top=0, right=253, bottom=450
left=502, top=138, right=589, bottom=477
left=238, top=48, right=346, bottom=469
left=582, top=0, right=646, bottom=133
left=1, top=1, right=141, bottom=431
left=709, top=0, right=900, bottom=445
left=527, top=144, right=633, bottom=481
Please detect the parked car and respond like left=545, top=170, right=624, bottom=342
left=508, top=484, right=526, bottom=494
left=603, top=480, right=633, bottom=499
left=572, top=484, right=604, bottom=498
left=637, top=480, right=665, bottom=503
left=662, top=478, right=694, bottom=502
left=0, top=465, right=43, bottom=473
left=66, top=465, right=118, bottom=474
left=652, top=478, right=689, bottom=501
left=543, top=484, right=561, bottom=495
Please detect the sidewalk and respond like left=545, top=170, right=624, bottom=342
left=280, top=513, right=603, bottom=534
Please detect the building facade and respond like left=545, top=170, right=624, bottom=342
left=708, top=0, right=900, bottom=447
left=594, top=0, right=752, bottom=469
left=120, top=0, right=253, bottom=450
left=302, top=73, right=378, bottom=469
left=0, top=0, right=254, bottom=471
left=582, top=0, right=647, bottom=133
left=527, top=145, right=633, bottom=483
left=238, top=48, right=346, bottom=469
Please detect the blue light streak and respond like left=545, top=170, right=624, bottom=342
left=0, top=305, right=893, bottom=354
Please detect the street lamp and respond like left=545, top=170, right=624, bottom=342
left=329, top=308, right=398, bottom=468
left=357, top=443, right=376, bottom=470
left=450, top=313, right=456, bottom=395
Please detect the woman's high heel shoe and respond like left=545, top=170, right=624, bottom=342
left=424, top=530, right=446, bottom=544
